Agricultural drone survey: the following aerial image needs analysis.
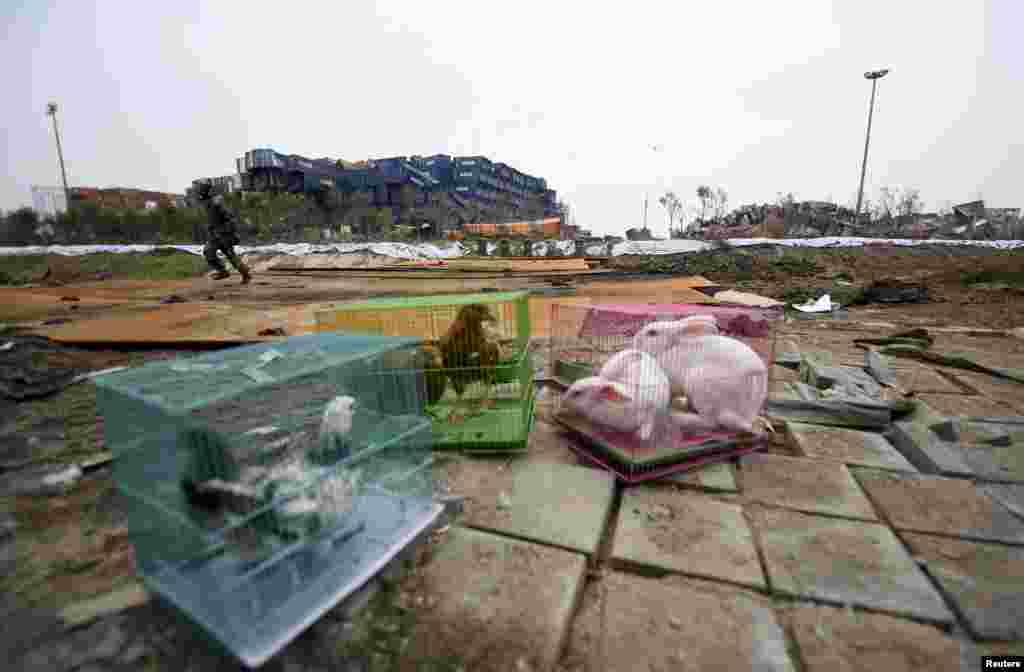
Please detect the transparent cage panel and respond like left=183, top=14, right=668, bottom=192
left=92, top=334, right=440, bottom=660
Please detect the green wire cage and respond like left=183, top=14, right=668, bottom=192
left=315, top=291, right=536, bottom=452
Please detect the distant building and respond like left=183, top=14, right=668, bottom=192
left=222, top=147, right=560, bottom=235
left=70, top=187, right=180, bottom=211
left=30, top=186, right=68, bottom=217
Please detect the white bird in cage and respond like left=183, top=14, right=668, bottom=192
left=319, top=395, right=356, bottom=461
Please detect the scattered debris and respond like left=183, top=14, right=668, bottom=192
left=160, top=294, right=187, bottom=304
left=863, top=279, right=930, bottom=304
left=59, top=296, right=80, bottom=302
left=855, top=329, right=1024, bottom=385
left=42, top=318, right=72, bottom=326
left=0, top=341, right=13, bottom=352
left=713, top=290, right=784, bottom=308
left=792, top=294, right=838, bottom=313
left=497, top=491, right=512, bottom=510
left=258, top=327, right=287, bottom=337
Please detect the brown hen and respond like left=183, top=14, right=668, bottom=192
left=440, top=304, right=500, bottom=423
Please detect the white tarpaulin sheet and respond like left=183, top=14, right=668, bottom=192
left=0, top=237, right=1021, bottom=259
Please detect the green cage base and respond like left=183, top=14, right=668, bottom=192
left=428, top=384, right=536, bottom=453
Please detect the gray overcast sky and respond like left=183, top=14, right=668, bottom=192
left=3, top=1, right=1021, bottom=238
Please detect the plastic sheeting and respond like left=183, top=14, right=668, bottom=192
left=0, top=237, right=1021, bottom=260
left=0, top=242, right=470, bottom=260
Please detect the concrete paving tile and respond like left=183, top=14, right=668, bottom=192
left=560, top=571, right=795, bottom=672
left=852, top=469, right=1024, bottom=544
left=891, top=365, right=966, bottom=394
left=947, top=372, right=1024, bottom=411
left=915, top=393, right=1017, bottom=418
left=738, top=453, right=879, bottom=520
left=786, top=604, right=967, bottom=672
left=977, top=641, right=1024, bottom=658
left=611, top=487, right=764, bottom=588
left=750, top=507, right=954, bottom=623
left=523, top=418, right=586, bottom=468
left=441, top=456, right=615, bottom=555
left=398, top=526, right=586, bottom=672
left=665, top=461, right=738, bottom=491
left=789, top=423, right=917, bottom=472
left=902, top=532, right=1024, bottom=640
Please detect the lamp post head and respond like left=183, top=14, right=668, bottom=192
left=864, top=69, right=890, bottom=80
left=46, top=102, right=58, bottom=116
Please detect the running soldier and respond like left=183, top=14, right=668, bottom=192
left=196, top=180, right=251, bottom=284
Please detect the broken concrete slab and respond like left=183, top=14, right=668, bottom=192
left=612, top=487, right=764, bottom=588
left=982, top=483, right=1024, bottom=521
left=852, top=469, right=1024, bottom=544
left=665, top=461, right=737, bottom=491
left=958, top=442, right=1024, bottom=483
left=885, top=405, right=975, bottom=477
left=788, top=422, right=917, bottom=472
left=750, top=507, right=953, bottom=624
left=441, top=457, right=615, bottom=555
left=903, top=532, right=1024, bottom=640
left=786, top=603, right=968, bottom=672
left=738, top=453, right=878, bottom=520
left=560, top=572, right=795, bottom=672
left=915, top=393, right=1016, bottom=419
left=765, top=397, right=892, bottom=430
left=398, top=526, right=586, bottom=672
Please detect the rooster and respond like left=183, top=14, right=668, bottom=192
left=440, top=304, right=501, bottom=424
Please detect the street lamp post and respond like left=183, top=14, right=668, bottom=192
left=643, top=144, right=663, bottom=232
left=46, top=102, right=71, bottom=214
left=854, top=69, right=890, bottom=226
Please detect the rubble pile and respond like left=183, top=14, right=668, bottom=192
left=686, top=199, right=1023, bottom=242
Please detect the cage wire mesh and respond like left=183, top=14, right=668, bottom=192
left=314, top=291, right=536, bottom=452
left=93, top=334, right=443, bottom=668
left=548, top=302, right=783, bottom=482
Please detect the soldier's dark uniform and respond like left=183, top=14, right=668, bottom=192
left=198, top=183, right=251, bottom=284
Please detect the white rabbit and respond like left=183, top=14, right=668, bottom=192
left=561, top=351, right=670, bottom=440
left=598, top=348, right=672, bottom=440
left=633, top=317, right=767, bottom=434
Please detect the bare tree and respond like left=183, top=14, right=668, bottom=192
left=896, top=188, right=922, bottom=218
left=712, top=187, right=729, bottom=221
left=696, top=185, right=712, bottom=224
left=658, top=191, right=684, bottom=235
